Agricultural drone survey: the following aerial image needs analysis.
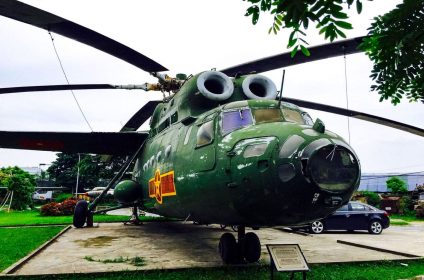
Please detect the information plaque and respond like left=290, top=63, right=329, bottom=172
left=266, top=244, right=310, bottom=279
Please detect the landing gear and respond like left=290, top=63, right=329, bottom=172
left=218, top=226, right=261, bottom=264
left=73, top=200, right=88, bottom=228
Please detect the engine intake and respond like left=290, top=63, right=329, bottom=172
left=197, top=71, right=234, bottom=101
left=242, top=74, right=277, bottom=100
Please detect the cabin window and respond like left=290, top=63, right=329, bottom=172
left=302, top=112, right=314, bottom=126
left=171, top=112, right=178, bottom=124
left=253, top=108, right=282, bottom=124
left=156, top=151, right=162, bottom=162
left=184, top=126, right=193, bottom=145
left=196, top=120, right=214, bottom=147
left=281, top=108, right=305, bottom=124
left=221, top=109, right=253, bottom=135
left=165, top=145, right=172, bottom=158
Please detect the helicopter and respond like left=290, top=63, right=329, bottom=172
left=0, top=0, right=423, bottom=265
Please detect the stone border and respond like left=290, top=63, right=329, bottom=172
left=337, top=240, right=422, bottom=258
left=2, top=225, right=72, bottom=275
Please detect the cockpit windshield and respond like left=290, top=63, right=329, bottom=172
left=222, top=109, right=253, bottom=135
left=253, top=108, right=283, bottom=124
left=281, top=108, right=305, bottom=124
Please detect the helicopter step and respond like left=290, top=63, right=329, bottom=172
left=218, top=226, right=261, bottom=264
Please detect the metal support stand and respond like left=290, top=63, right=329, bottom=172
left=124, top=206, right=143, bottom=226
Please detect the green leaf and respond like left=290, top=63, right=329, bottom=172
left=356, top=0, right=363, bottom=14
left=335, top=28, right=346, bottom=38
left=290, top=45, right=299, bottom=58
left=334, top=20, right=353, bottom=29
left=333, top=11, right=348, bottom=19
left=300, top=45, right=311, bottom=56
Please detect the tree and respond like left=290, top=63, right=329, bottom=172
left=47, top=153, right=127, bottom=192
left=243, top=0, right=424, bottom=104
left=386, top=176, right=408, bottom=194
left=0, top=166, right=36, bottom=210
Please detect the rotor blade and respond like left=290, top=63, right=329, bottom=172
left=0, top=84, right=116, bottom=94
left=0, top=84, right=152, bottom=94
left=0, top=131, right=148, bottom=155
left=282, top=97, right=424, bottom=138
left=121, top=100, right=161, bottom=131
left=221, top=36, right=366, bottom=76
left=0, top=0, right=167, bottom=72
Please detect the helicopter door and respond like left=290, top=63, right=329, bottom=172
left=191, top=119, right=216, bottom=171
left=229, top=137, right=279, bottom=187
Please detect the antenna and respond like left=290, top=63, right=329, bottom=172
left=277, top=69, right=286, bottom=107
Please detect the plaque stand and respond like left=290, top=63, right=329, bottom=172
left=266, top=244, right=310, bottom=280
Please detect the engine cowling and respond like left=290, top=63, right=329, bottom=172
left=114, top=180, right=143, bottom=205
left=241, top=74, right=277, bottom=100
left=197, top=71, right=234, bottom=101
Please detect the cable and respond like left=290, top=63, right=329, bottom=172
left=48, top=32, right=93, bottom=132
left=343, top=52, right=351, bottom=144
left=360, top=170, right=424, bottom=180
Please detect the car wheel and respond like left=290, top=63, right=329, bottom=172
left=368, top=220, right=383, bottom=234
left=310, top=221, right=324, bottom=234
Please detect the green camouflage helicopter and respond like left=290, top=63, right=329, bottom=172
left=1, top=0, right=423, bottom=264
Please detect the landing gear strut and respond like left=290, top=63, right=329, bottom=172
left=124, top=206, right=143, bottom=226
left=218, top=226, right=261, bottom=264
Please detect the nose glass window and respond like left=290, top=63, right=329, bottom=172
left=309, top=146, right=359, bottom=192
left=196, top=120, right=214, bottom=147
left=281, top=108, right=305, bottom=124
left=253, top=108, right=282, bottom=124
left=222, top=109, right=253, bottom=135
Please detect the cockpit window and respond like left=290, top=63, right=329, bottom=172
left=302, top=112, right=314, bottom=126
left=196, top=120, right=214, bottom=147
left=222, top=109, right=253, bottom=135
left=253, top=108, right=282, bottom=124
left=282, top=108, right=305, bottom=124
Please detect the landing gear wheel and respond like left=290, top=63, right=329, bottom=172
left=219, top=233, right=238, bottom=264
left=73, top=200, right=88, bottom=228
left=310, top=221, right=324, bottom=234
left=243, top=232, right=261, bottom=263
left=368, top=220, right=383, bottom=234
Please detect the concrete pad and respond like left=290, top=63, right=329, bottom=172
left=9, top=222, right=424, bottom=275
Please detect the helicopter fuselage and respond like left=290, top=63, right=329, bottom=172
left=132, top=96, right=360, bottom=227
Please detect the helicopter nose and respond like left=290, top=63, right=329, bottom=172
left=299, top=139, right=361, bottom=193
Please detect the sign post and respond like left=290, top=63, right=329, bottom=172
left=266, top=244, right=310, bottom=280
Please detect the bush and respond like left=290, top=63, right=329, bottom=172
left=399, top=196, right=414, bottom=215
left=60, top=199, right=77, bottom=215
left=40, top=202, right=62, bottom=216
left=40, top=199, right=77, bottom=216
left=357, top=191, right=381, bottom=207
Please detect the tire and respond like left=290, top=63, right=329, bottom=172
left=219, top=233, right=237, bottom=264
left=368, top=220, right=383, bottom=234
left=310, top=221, right=324, bottom=234
left=243, top=232, right=261, bottom=263
left=73, top=200, right=88, bottom=228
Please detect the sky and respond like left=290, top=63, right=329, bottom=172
left=0, top=0, right=423, bottom=174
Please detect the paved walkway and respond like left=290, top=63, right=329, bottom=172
left=8, top=222, right=424, bottom=275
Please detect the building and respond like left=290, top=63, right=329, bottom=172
left=359, top=172, right=424, bottom=192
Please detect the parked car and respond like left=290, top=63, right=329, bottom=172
left=307, top=201, right=390, bottom=234
left=85, top=187, right=114, bottom=198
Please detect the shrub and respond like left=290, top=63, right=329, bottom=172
left=357, top=191, right=381, bottom=207
left=40, top=202, right=62, bottom=216
left=60, top=199, right=77, bottom=215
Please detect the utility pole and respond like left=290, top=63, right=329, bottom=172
left=75, top=153, right=81, bottom=198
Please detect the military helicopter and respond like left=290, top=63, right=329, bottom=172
left=0, top=0, right=423, bottom=264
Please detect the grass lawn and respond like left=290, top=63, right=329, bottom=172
left=0, top=210, right=130, bottom=227
left=390, top=213, right=424, bottom=222
left=0, top=226, right=65, bottom=271
left=5, top=260, right=424, bottom=279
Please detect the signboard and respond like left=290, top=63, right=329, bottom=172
left=266, top=244, right=309, bottom=272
